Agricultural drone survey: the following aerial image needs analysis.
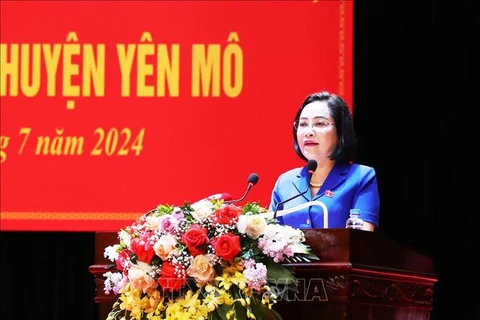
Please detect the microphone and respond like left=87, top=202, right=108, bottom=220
left=273, top=159, right=317, bottom=219
left=224, top=173, right=260, bottom=204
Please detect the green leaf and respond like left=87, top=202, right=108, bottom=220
left=234, top=301, right=247, bottom=320
left=249, top=295, right=283, bottom=320
left=242, top=202, right=263, bottom=215
left=303, top=252, right=320, bottom=261
left=216, top=304, right=230, bottom=320
left=231, top=286, right=242, bottom=299
left=263, top=258, right=297, bottom=286
left=156, top=203, right=175, bottom=215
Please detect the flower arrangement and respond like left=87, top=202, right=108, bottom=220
left=103, top=199, right=318, bottom=320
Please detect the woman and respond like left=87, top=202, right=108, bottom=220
left=269, top=91, right=380, bottom=231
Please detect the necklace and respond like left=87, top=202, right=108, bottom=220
left=309, top=181, right=323, bottom=188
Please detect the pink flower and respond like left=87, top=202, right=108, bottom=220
left=159, top=215, right=179, bottom=233
left=115, top=249, right=131, bottom=272
left=243, top=259, right=268, bottom=291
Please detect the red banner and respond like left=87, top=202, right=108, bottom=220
left=0, top=1, right=353, bottom=231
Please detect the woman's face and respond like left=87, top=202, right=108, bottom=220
left=296, top=100, right=338, bottom=162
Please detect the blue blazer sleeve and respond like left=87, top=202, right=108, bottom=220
left=350, top=166, right=380, bottom=227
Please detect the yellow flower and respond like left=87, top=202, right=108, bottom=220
left=222, top=293, right=235, bottom=305
left=247, top=308, right=256, bottom=319
left=141, top=289, right=164, bottom=314
left=214, top=290, right=234, bottom=306
left=204, top=284, right=215, bottom=292
left=238, top=298, right=246, bottom=307
left=230, top=271, right=248, bottom=289
left=226, top=309, right=235, bottom=319
left=215, top=273, right=233, bottom=290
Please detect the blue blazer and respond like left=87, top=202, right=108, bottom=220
left=269, top=163, right=380, bottom=229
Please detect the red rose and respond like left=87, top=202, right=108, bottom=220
left=130, top=237, right=155, bottom=264
left=214, top=204, right=241, bottom=225
left=158, top=261, right=186, bottom=292
left=212, top=233, right=241, bottom=262
left=181, top=225, right=209, bottom=256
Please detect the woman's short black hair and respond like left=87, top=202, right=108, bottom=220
left=293, top=91, right=357, bottom=163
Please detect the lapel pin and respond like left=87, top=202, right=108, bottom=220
left=325, top=190, right=334, bottom=197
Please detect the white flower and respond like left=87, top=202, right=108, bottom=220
left=145, top=215, right=163, bottom=230
left=190, top=199, right=214, bottom=221
left=290, top=242, right=309, bottom=254
left=237, top=215, right=247, bottom=233
left=104, top=244, right=121, bottom=262
left=237, top=215, right=267, bottom=239
left=103, top=271, right=125, bottom=294
left=258, top=224, right=308, bottom=262
left=118, top=230, right=131, bottom=247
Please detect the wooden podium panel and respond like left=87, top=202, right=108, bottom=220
left=89, top=229, right=437, bottom=320
left=273, top=229, right=436, bottom=319
left=89, top=232, right=118, bottom=320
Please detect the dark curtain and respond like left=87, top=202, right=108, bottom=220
left=0, top=1, right=477, bottom=320
left=353, top=1, right=478, bottom=319
left=0, top=232, right=97, bottom=320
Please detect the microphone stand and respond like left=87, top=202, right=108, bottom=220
left=272, top=200, right=329, bottom=228
left=273, top=187, right=310, bottom=219
left=224, top=183, right=254, bottom=204
left=273, top=160, right=317, bottom=219
left=224, top=173, right=259, bottom=204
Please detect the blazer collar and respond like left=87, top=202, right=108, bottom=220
left=292, top=163, right=351, bottom=200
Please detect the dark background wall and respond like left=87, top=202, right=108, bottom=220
left=353, top=1, right=478, bottom=319
left=1, top=1, right=477, bottom=319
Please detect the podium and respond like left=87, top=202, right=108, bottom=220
left=89, top=228, right=437, bottom=320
